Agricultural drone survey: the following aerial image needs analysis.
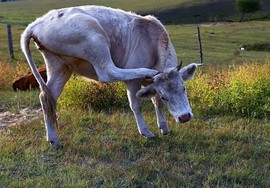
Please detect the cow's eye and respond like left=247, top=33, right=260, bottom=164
left=160, top=96, right=168, bottom=101
left=183, top=87, right=186, bottom=92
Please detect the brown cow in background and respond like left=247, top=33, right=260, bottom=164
left=12, top=67, right=47, bottom=91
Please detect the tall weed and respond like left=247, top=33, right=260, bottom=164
left=0, top=61, right=29, bottom=90
left=59, top=60, right=270, bottom=118
left=187, top=60, right=270, bottom=118
left=58, top=76, right=128, bottom=111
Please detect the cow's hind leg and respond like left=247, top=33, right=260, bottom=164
left=151, top=95, right=169, bottom=135
left=40, top=54, right=71, bottom=148
left=125, top=80, right=155, bottom=138
left=57, top=15, right=159, bottom=82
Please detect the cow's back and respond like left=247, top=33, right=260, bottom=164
left=28, top=5, right=175, bottom=71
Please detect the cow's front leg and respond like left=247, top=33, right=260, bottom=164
left=151, top=95, right=170, bottom=135
left=125, top=80, right=155, bottom=138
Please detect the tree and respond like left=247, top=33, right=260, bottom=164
left=235, top=0, right=261, bottom=21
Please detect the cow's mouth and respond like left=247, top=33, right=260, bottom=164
left=178, top=113, right=192, bottom=123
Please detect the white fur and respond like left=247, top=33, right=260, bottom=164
left=21, top=5, right=198, bottom=147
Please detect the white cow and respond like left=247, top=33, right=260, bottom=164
left=21, top=5, right=200, bottom=148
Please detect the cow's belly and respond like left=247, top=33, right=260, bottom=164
left=73, top=60, right=98, bottom=81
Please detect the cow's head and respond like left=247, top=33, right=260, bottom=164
left=137, top=63, right=200, bottom=123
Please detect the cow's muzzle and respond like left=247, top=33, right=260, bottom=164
left=178, top=113, right=192, bottom=123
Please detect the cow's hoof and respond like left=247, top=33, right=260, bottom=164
left=49, top=140, right=63, bottom=149
left=160, top=128, right=170, bottom=135
left=141, top=131, right=155, bottom=138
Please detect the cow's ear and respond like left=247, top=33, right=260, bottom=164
left=179, top=63, right=201, bottom=81
left=136, top=84, right=156, bottom=99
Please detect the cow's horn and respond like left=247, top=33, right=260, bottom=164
left=176, top=61, right=183, bottom=71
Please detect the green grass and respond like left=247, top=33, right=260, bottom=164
left=187, top=60, right=270, bottom=118
left=1, top=61, right=270, bottom=186
left=1, top=109, right=270, bottom=187
left=0, top=0, right=199, bottom=24
left=1, top=21, right=270, bottom=68
left=0, top=90, right=40, bottom=113
left=168, top=21, right=270, bottom=65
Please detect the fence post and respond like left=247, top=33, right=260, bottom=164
left=7, top=24, right=15, bottom=59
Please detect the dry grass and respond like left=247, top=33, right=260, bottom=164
left=0, top=61, right=30, bottom=90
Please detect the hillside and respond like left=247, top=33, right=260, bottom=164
left=140, top=0, right=270, bottom=24
left=0, top=0, right=269, bottom=25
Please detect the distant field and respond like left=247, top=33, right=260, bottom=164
left=0, top=0, right=269, bottom=25
left=0, top=21, right=270, bottom=66
left=0, top=0, right=200, bottom=24
left=0, top=0, right=269, bottom=65
left=0, top=21, right=269, bottom=68
left=170, top=21, right=270, bottom=65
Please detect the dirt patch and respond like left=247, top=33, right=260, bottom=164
left=0, top=107, right=42, bottom=130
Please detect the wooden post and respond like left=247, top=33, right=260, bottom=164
left=7, top=24, right=15, bottom=59
left=197, top=26, right=203, bottom=64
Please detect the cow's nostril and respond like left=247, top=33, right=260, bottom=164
left=179, top=113, right=191, bottom=123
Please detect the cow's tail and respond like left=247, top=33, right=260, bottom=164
left=20, top=25, right=57, bottom=124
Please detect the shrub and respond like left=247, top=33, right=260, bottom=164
left=224, top=62, right=270, bottom=117
left=243, top=43, right=270, bottom=52
left=234, top=0, right=261, bottom=21
left=58, top=61, right=270, bottom=118
left=58, top=76, right=128, bottom=111
left=187, top=60, right=270, bottom=118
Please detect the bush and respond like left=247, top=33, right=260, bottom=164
left=243, top=43, right=270, bottom=52
left=58, top=76, right=128, bottom=111
left=234, top=0, right=261, bottom=21
left=58, top=61, right=270, bottom=118
left=187, top=60, right=270, bottom=118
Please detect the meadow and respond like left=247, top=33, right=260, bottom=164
left=1, top=0, right=270, bottom=187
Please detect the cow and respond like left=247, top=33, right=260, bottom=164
left=12, top=67, right=47, bottom=91
left=21, top=5, right=200, bottom=148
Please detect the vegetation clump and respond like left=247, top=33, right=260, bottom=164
left=243, top=43, right=270, bottom=51
left=58, top=77, right=128, bottom=111
left=187, top=60, right=270, bottom=118
left=234, top=0, right=261, bottom=21
left=59, top=60, right=270, bottom=119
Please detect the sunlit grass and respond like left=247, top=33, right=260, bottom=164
left=1, top=108, right=269, bottom=187
left=187, top=60, right=270, bottom=118
left=1, top=60, right=270, bottom=186
left=0, top=60, right=31, bottom=90
left=57, top=60, right=270, bottom=118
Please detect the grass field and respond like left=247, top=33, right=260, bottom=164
left=1, top=109, right=269, bottom=187
left=0, top=0, right=270, bottom=187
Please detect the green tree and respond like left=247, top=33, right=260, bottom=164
left=235, top=0, right=261, bottom=21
